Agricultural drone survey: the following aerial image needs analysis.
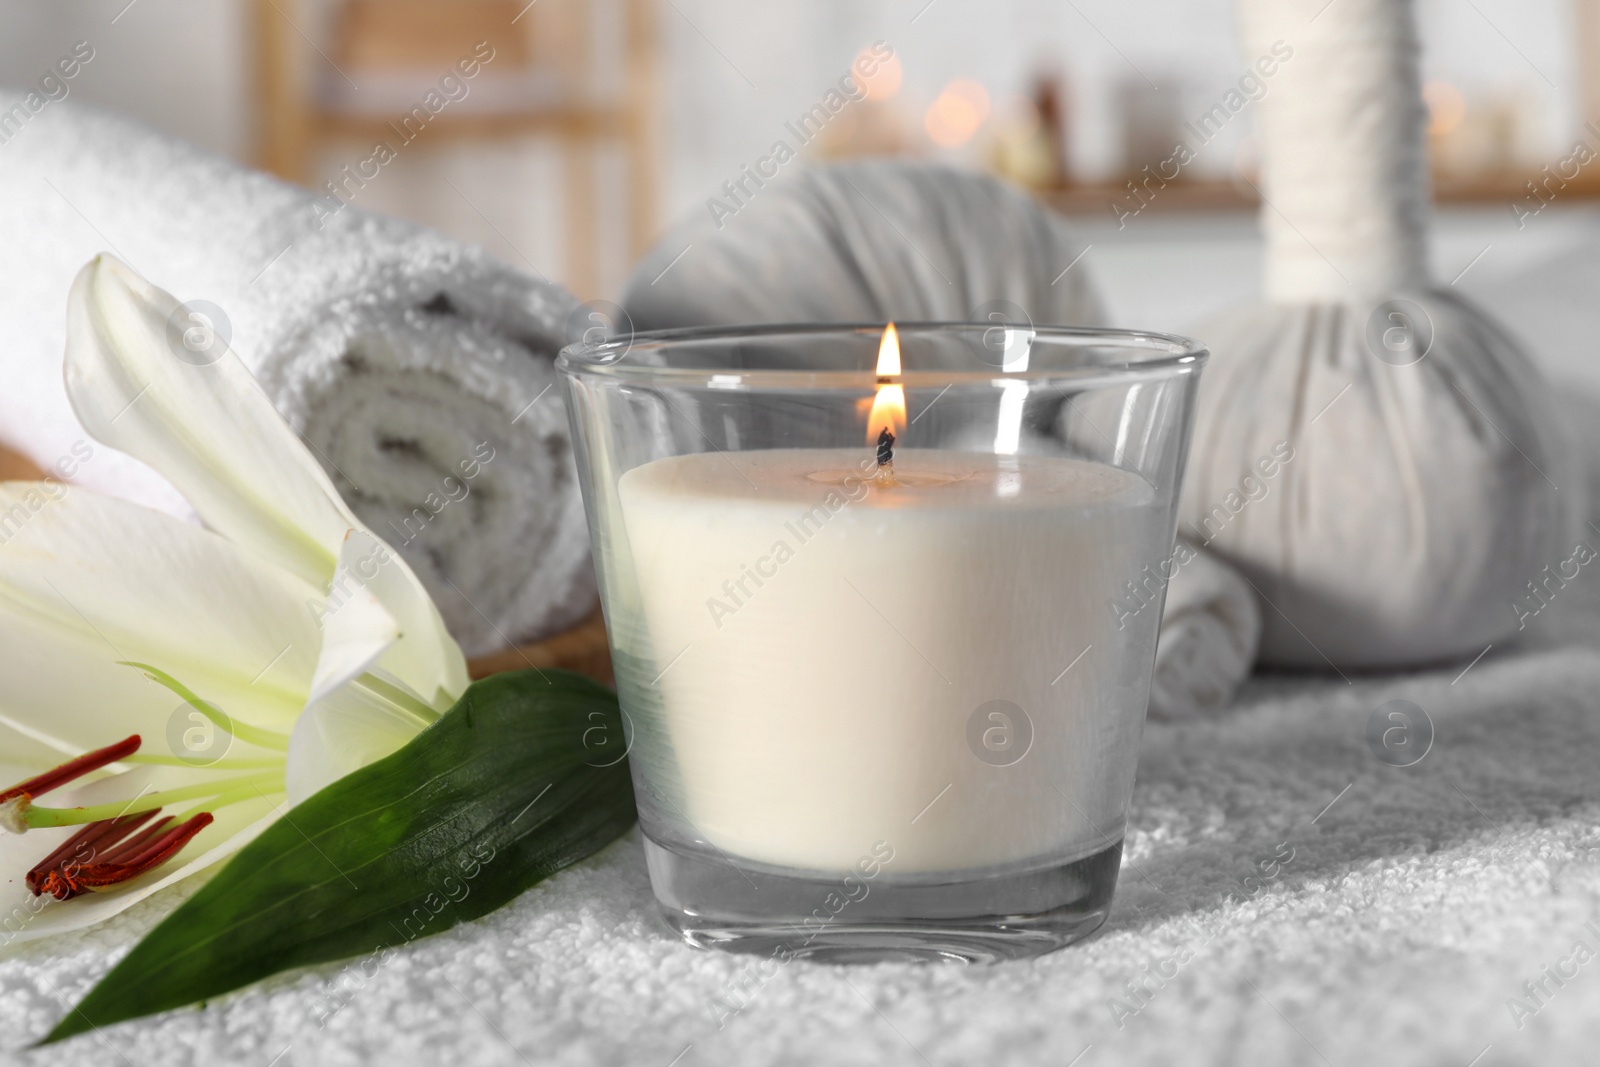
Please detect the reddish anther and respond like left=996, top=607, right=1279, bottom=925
left=0, top=735, right=141, bottom=806
left=24, top=810, right=163, bottom=896
left=71, top=812, right=214, bottom=892
left=30, top=811, right=213, bottom=900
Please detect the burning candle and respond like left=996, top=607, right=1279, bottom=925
left=613, top=326, right=1166, bottom=873
left=561, top=320, right=1204, bottom=958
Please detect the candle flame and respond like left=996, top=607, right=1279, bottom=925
left=875, top=322, right=901, bottom=377
left=867, top=323, right=906, bottom=447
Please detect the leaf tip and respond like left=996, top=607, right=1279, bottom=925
left=36, top=1012, right=92, bottom=1048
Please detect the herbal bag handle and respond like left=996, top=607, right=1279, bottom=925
left=1243, top=0, right=1430, bottom=300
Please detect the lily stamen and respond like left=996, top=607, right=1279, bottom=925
left=0, top=733, right=234, bottom=900
left=28, top=810, right=215, bottom=900
left=21, top=771, right=285, bottom=829
left=0, top=734, right=140, bottom=809
left=26, top=810, right=161, bottom=898
left=120, top=754, right=285, bottom=769
left=127, top=663, right=291, bottom=752
left=26, top=810, right=159, bottom=885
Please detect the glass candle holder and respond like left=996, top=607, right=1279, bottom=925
left=559, top=322, right=1206, bottom=963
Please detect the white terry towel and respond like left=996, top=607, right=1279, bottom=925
left=622, top=161, right=1260, bottom=716
left=0, top=97, right=594, bottom=656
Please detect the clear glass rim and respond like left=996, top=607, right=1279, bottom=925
left=556, top=321, right=1208, bottom=387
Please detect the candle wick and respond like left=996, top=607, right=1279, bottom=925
left=875, top=428, right=897, bottom=486
left=876, top=428, right=895, bottom=467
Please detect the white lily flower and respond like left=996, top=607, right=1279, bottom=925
left=0, top=255, right=468, bottom=946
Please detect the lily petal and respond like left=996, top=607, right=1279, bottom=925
left=0, top=484, right=321, bottom=737
left=307, top=539, right=401, bottom=709
left=336, top=530, right=469, bottom=711
left=64, top=257, right=468, bottom=705
left=285, top=681, right=430, bottom=806
left=63, top=254, right=358, bottom=588
left=0, top=715, right=81, bottom=776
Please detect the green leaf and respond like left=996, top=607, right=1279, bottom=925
left=43, top=669, right=635, bottom=1045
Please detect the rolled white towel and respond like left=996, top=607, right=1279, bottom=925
left=1147, top=539, right=1261, bottom=719
left=623, top=160, right=1259, bottom=714
left=0, top=98, right=593, bottom=655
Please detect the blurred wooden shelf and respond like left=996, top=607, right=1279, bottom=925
left=316, top=108, right=634, bottom=141
left=467, top=605, right=612, bottom=685
left=1044, top=179, right=1256, bottom=216
left=252, top=0, right=658, bottom=299
left=1428, top=169, right=1600, bottom=203
left=1042, top=169, right=1600, bottom=217
left=0, top=444, right=44, bottom=481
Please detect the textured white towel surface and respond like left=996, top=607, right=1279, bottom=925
left=0, top=97, right=595, bottom=656
left=3, top=579, right=1597, bottom=1065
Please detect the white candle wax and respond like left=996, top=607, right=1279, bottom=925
left=615, top=448, right=1165, bottom=874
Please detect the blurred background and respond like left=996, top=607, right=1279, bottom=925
left=2, top=0, right=1596, bottom=381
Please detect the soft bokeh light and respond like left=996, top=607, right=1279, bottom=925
left=1423, top=80, right=1466, bottom=137
left=925, top=79, right=991, bottom=148
left=856, top=46, right=904, bottom=102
